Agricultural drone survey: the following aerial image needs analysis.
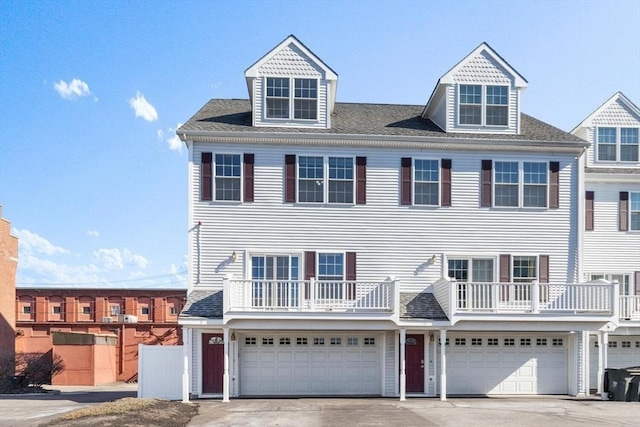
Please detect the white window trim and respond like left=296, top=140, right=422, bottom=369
left=511, top=254, right=540, bottom=283
left=213, top=152, right=243, bottom=203
left=595, top=126, right=640, bottom=163
left=493, top=160, right=549, bottom=209
left=457, top=84, right=510, bottom=128
left=296, top=155, right=355, bottom=205
left=412, top=158, right=441, bottom=207
left=263, top=77, right=320, bottom=122
left=586, top=272, right=632, bottom=295
left=317, top=251, right=346, bottom=281
left=445, top=255, right=497, bottom=282
left=247, top=252, right=301, bottom=281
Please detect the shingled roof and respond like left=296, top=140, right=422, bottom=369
left=181, top=290, right=223, bottom=319
left=180, top=289, right=448, bottom=321
left=178, top=99, right=585, bottom=144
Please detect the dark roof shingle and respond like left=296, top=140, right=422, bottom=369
left=180, top=290, right=223, bottom=319
left=400, top=292, right=448, bottom=320
left=179, top=99, right=585, bottom=144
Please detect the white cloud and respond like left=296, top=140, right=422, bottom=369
left=157, top=124, right=184, bottom=153
left=94, top=248, right=149, bottom=271
left=87, top=230, right=100, bottom=238
left=13, top=228, right=69, bottom=255
left=128, top=91, right=158, bottom=122
left=54, top=78, right=92, bottom=100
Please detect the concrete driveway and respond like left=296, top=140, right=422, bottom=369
left=0, top=383, right=137, bottom=426
left=188, top=397, right=640, bottom=427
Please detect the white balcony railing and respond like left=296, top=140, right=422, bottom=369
left=224, top=277, right=396, bottom=313
left=433, top=278, right=619, bottom=317
left=619, top=295, right=640, bottom=320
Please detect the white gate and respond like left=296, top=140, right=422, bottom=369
left=137, top=344, right=183, bottom=400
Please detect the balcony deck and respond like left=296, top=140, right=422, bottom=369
left=224, top=277, right=396, bottom=314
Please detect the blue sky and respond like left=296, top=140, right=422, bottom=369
left=1, top=0, right=638, bottom=289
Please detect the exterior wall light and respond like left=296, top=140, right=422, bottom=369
left=231, top=251, right=238, bottom=262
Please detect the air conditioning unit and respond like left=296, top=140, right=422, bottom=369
left=101, top=317, right=113, bottom=323
left=118, top=314, right=138, bottom=323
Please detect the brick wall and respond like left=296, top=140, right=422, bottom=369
left=0, top=208, right=18, bottom=362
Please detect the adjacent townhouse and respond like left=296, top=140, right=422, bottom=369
left=177, top=35, right=634, bottom=401
left=571, top=92, right=640, bottom=393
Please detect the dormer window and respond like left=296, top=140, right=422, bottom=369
left=459, top=84, right=508, bottom=126
left=265, top=77, right=318, bottom=120
left=597, top=127, right=639, bottom=162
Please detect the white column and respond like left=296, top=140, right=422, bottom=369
left=440, top=329, right=447, bottom=401
left=181, top=327, right=190, bottom=403
left=599, top=331, right=609, bottom=400
left=399, top=329, right=406, bottom=401
left=223, top=328, right=230, bottom=402
left=582, top=331, right=590, bottom=397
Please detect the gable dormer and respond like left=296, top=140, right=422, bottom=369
left=245, top=35, right=338, bottom=129
left=571, top=92, right=640, bottom=167
left=423, top=42, right=527, bottom=135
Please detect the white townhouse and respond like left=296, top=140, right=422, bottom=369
left=176, top=35, right=629, bottom=401
left=571, top=92, right=640, bottom=393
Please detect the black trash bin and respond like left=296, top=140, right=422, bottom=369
left=9, top=375, right=29, bottom=388
left=604, top=367, right=640, bottom=401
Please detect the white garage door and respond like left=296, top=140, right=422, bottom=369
left=443, top=334, right=568, bottom=395
left=589, top=336, right=640, bottom=389
left=239, top=333, right=381, bottom=396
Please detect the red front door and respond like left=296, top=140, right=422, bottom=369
left=202, top=333, right=224, bottom=394
left=406, top=334, right=424, bottom=393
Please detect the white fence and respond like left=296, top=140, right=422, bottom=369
left=138, top=344, right=183, bottom=400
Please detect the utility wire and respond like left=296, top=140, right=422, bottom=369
left=16, top=271, right=188, bottom=286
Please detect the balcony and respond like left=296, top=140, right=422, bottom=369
left=620, top=295, right=640, bottom=321
left=433, top=278, right=620, bottom=324
left=223, top=276, right=397, bottom=315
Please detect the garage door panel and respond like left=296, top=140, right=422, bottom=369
left=444, top=334, right=568, bottom=395
left=590, top=337, right=640, bottom=388
left=240, top=333, right=381, bottom=396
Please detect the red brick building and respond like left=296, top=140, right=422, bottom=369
left=0, top=206, right=19, bottom=364
left=15, top=287, right=186, bottom=384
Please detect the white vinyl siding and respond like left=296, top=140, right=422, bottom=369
left=189, top=143, right=579, bottom=293
left=583, top=181, right=640, bottom=275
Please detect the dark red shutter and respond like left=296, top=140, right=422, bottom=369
left=499, top=254, right=511, bottom=282
left=401, top=158, right=412, bottom=205
left=304, top=251, right=316, bottom=301
left=356, top=157, right=367, bottom=205
left=499, top=254, right=511, bottom=302
left=441, top=159, right=452, bottom=207
left=635, top=271, right=640, bottom=295
left=346, top=252, right=357, bottom=300
left=481, top=160, right=492, bottom=207
left=201, top=152, right=212, bottom=201
left=585, top=191, right=594, bottom=231
left=619, top=192, right=629, bottom=231
left=539, top=255, right=549, bottom=284
left=243, top=153, right=254, bottom=202
left=549, top=161, right=560, bottom=208
left=285, top=155, right=296, bottom=203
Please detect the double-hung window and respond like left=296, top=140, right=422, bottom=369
left=414, top=159, right=439, bottom=206
left=318, top=253, right=344, bottom=299
left=486, top=86, right=508, bottom=126
left=494, top=161, right=548, bottom=208
left=512, top=256, right=537, bottom=283
left=266, top=77, right=318, bottom=120
left=597, top=127, right=639, bottom=162
left=494, top=161, right=519, bottom=207
left=294, top=79, right=317, bottom=119
left=266, top=78, right=290, bottom=118
left=459, top=84, right=508, bottom=126
left=298, top=156, right=354, bottom=204
left=215, top=154, right=241, bottom=201
left=459, top=85, right=482, bottom=125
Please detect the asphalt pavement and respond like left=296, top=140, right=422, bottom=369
left=1, top=384, right=639, bottom=427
